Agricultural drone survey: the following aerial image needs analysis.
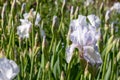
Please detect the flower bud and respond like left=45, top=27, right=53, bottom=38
left=105, top=10, right=111, bottom=23
left=45, top=61, right=50, bottom=71
left=1, top=2, right=7, bottom=19
left=66, top=28, right=71, bottom=46
left=60, top=71, right=65, bottom=80
left=110, top=22, right=117, bottom=35
left=21, top=3, right=26, bottom=14
left=117, top=51, right=120, bottom=62
left=100, top=2, right=104, bottom=14
left=70, top=6, right=74, bottom=20
left=84, top=63, right=89, bottom=78
left=74, top=6, right=79, bottom=18
left=40, top=28, right=46, bottom=38
left=0, top=50, right=5, bottom=58
left=52, top=16, right=58, bottom=33
left=28, top=8, right=34, bottom=21
left=62, top=0, right=66, bottom=10
left=52, top=16, right=58, bottom=28
left=35, top=33, right=38, bottom=47
left=42, top=36, right=46, bottom=52
left=116, top=39, right=120, bottom=50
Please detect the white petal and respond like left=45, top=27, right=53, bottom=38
left=20, top=19, right=30, bottom=25
left=23, top=13, right=29, bottom=19
left=70, top=15, right=87, bottom=32
left=17, top=21, right=31, bottom=39
left=0, top=72, right=8, bottom=80
left=83, top=46, right=102, bottom=66
left=78, top=15, right=87, bottom=26
left=70, top=27, right=83, bottom=45
left=9, top=60, right=19, bottom=79
left=69, top=20, right=78, bottom=32
left=95, top=28, right=101, bottom=40
left=88, top=24, right=101, bottom=41
left=87, top=14, right=101, bottom=28
left=66, top=44, right=77, bottom=63
left=83, top=31, right=95, bottom=46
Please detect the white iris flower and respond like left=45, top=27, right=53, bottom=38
left=66, top=14, right=102, bottom=66
left=0, top=58, right=19, bottom=80
left=17, top=10, right=41, bottom=39
left=17, top=19, right=32, bottom=39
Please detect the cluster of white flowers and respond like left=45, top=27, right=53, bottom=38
left=66, top=14, right=102, bottom=66
left=0, top=58, right=19, bottom=80
left=17, top=9, right=41, bottom=39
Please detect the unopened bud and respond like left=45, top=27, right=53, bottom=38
left=104, top=24, right=109, bottom=31
left=29, top=48, right=32, bottom=57
left=110, top=22, right=115, bottom=35
left=40, top=29, right=46, bottom=38
left=21, top=3, right=26, bottom=14
left=28, top=8, right=34, bottom=20
left=66, top=28, right=71, bottom=46
left=35, top=33, right=38, bottom=47
left=0, top=50, right=5, bottom=58
left=8, top=0, right=16, bottom=33
left=74, top=7, right=79, bottom=18
left=11, top=0, right=16, bottom=11
left=105, top=10, right=111, bottom=23
left=60, top=71, right=65, bottom=80
left=117, top=51, right=120, bottom=62
left=116, top=39, right=120, bottom=50
left=42, top=36, right=46, bottom=52
left=45, top=61, right=50, bottom=71
left=62, top=0, right=66, bottom=9
left=52, top=16, right=58, bottom=33
left=1, top=2, right=7, bottom=19
left=112, top=39, right=117, bottom=51
left=70, top=6, right=74, bottom=20
left=15, top=0, right=20, bottom=4
left=84, top=62, right=89, bottom=78
left=100, top=2, right=104, bottom=13
left=52, top=16, right=58, bottom=27
left=54, top=0, right=58, bottom=6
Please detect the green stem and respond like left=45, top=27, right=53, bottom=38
left=49, top=35, right=54, bottom=53
left=29, top=55, right=34, bottom=80
left=102, top=52, right=108, bottom=80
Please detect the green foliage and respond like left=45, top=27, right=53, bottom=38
left=0, top=0, right=120, bottom=80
